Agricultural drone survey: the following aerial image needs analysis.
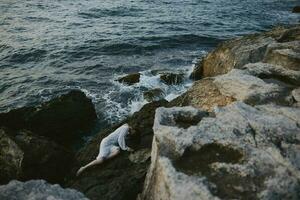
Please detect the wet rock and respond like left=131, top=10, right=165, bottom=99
left=67, top=100, right=168, bottom=200
left=117, top=73, right=140, bottom=85
left=0, top=90, right=97, bottom=145
left=292, top=6, right=300, bottom=13
left=0, top=129, right=23, bottom=184
left=0, top=180, right=87, bottom=200
left=169, top=78, right=235, bottom=111
left=140, top=103, right=300, bottom=200
left=143, top=88, right=165, bottom=102
left=0, top=128, right=74, bottom=184
left=189, top=59, right=203, bottom=80
left=160, top=72, right=184, bottom=85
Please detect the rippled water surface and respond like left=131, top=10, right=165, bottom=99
left=0, top=0, right=299, bottom=127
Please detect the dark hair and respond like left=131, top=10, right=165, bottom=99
left=125, top=131, right=139, bottom=149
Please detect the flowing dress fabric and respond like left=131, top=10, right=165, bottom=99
left=97, top=124, right=129, bottom=159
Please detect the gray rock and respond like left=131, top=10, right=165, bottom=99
left=140, top=103, right=300, bottom=200
left=292, top=88, right=300, bottom=107
left=263, top=41, right=300, bottom=71
left=242, top=62, right=300, bottom=86
left=0, top=180, right=88, bottom=200
left=213, top=69, right=290, bottom=105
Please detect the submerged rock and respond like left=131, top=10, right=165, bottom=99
left=0, top=180, right=87, bottom=200
left=117, top=73, right=140, bottom=85
left=143, top=88, right=165, bottom=102
left=0, top=90, right=97, bottom=145
left=160, top=72, right=184, bottom=85
left=292, top=6, right=300, bottom=13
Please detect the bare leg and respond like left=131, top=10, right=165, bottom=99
left=76, top=158, right=104, bottom=176
left=76, top=147, right=120, bottom=176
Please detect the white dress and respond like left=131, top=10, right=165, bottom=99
left=97, top=123, right=130, bottom=159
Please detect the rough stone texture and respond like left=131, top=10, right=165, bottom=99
left=67, top=100, right=168, bottom=200
left=139, top=25, right=300, bottom=200
left=0, top=90, right=97, bottom=145
left=213, top=68, right=292, bottom=106
left=242, top=62, right=300, bottom=86
left=140, top=104, right=300, bottom=200
left=292, top=88, right=300, bottom=107
left=277, top=26, right=300, bottom=42
left=160, top=72, right=184, bottom=85
left=190, top=25, right=300, bottom=78
left=201, top=34, right=276, bottom=77
left=117, top=73, right=141, bottom=85
left=169, top=78, right=235, bottom=111
left=143, top=88, right=165, bottom=102
left=263, top=41, right=300, bottom=70
left=0, top=128, right=74, bottom=185
left=0, top=180, right=88, bottom=200
left=0, top=129, right=23, bottom=184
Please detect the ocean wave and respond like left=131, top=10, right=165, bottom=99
left=2, top=48, right=48, bottom=63
left=78, top=7, right=143, bottom=19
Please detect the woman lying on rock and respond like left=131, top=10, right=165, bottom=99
left=76, top=123, right=134, bottom=176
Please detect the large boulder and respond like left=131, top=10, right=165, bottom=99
left=0, top=128, right=74, bottom=184
left=67, top=100, right=168, bottom=200
left=0, top=90, right=97, bottom=145
left=140, top=104, right=300, bottom=200
left=189, top=25, right=300, bottom=78
left=117, top=73, right=140, bottom=85
left=0, top=180, right=88, bottom=200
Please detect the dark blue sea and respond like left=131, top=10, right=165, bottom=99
left=0, top=0, right=299, bottom=130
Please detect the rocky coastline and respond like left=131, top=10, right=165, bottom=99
left=0, top=24, right=300, bottom=199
